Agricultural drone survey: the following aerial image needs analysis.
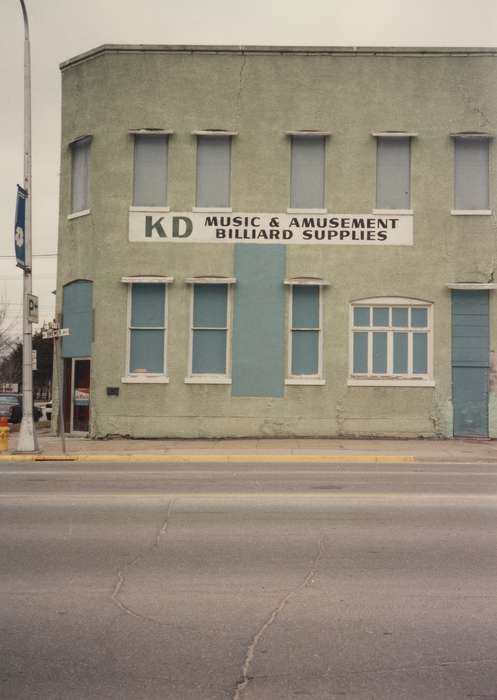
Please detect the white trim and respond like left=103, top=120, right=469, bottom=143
left=184, top=277, right=236, bottom=284
left=285, top=378, right=326, bottom=385
left=287, top=208, right=328, bottom=214
left=128, top=129, right=173, bottom=135
left=192, top=130, right=238, bottom=136
left=192, top=207, right=233, bottom=213
left=371, top=131, right=417, bottom=138
left=129, top=206, right=170, bottom=213
left=284, top=277, right=330, bottom=286
left=350, top=296, right=431, bottom=305
left=372, top=209, right=413, bottom=215
left=348, top=379, right=435, bottom=387
left=285, top=131, right=331, bottom=137
left=450, top=132, right=493, bottom=139
left=446, top=282, right=497, bottom=290
left=68, top=209, right=90, bottom=220
left=121, top=376, right=170, bottom=383
left=450, top=209, right=492, bottom=215
left=121, top=276, right=174, bottom=284
left=184, top=376, right=232, bottom=384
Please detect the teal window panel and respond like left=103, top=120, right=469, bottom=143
left=372, top=332, right=387, bottom=373
left=130, top=329, right=164, bottom=373
left=131, top=284, right=165, bottom=327
left=393, top=332, right=408, bottom=373
left=413, top=333, right=428, bottom=374
left=411, top=307, right=427, bottom=328
left=292, top=330, right=319, bottom=375
left=193, top=284, right=227, bottom=328
left=353, top=332, right=368, bottom=373
left=133, top=135, right=167, bottom=207
left=354, top=307, right=370, bottom=326
left=292, top=286, right=319, bottom=328
left=392, top=307, right=408, bottom=327
left=192, top=329, right=227, bottom=374
left=372, top=307, right=389, bottom=327
left=62, top=280, right=93, bottom=358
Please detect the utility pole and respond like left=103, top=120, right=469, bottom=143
left=16, top=0, right=38, bottom=453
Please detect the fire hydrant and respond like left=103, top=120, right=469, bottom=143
left=0, top=416, right=8, bottom=452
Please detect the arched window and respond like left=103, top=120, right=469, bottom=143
left=349, top=297, right=434, bottom=387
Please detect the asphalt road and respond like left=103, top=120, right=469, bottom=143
left=1, top=460, right=497, bottom=699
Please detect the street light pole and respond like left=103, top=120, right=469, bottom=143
left=16, top=0, right=38, bottom=453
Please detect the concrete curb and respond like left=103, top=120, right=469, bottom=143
left=0, top=453, right=417, bottom=463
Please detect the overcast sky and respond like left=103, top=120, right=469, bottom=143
left=1, top=0, right=497, bottom=336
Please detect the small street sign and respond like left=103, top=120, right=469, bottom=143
left=42, top=328, right=70, bottom=339
left=27, top=294, right=39, bottom=323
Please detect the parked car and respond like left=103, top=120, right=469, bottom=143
left=0, top=394, right=42, bottom=423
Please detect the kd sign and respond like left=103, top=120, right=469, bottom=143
left=27, top=294, right=39, bottom=324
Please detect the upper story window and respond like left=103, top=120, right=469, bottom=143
left=194, top=131, right=236, bottom=209
left=349, top=297, right=433, bottom=386
left=70, top=135, right=91, bottom=215
left=374, top=133, right=415, bottom=211
left=121, top=277, right=173, bottom=383
left=452, top=133, right=491, bottom=213
left=288, top=132, right=328, bottom=211
left=132, top=131, right=170, bottom=208
left=185, top=278, right=236, bottom=383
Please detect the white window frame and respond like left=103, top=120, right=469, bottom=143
left=184, top=278, right=236, bottom=384
left=348, top=297, right=434, bottom=387
left=121, top=277, right=173, bottom=384
left=451, top=133, right=493, bottom=215
left=69, top=135, right=92, bottom=218
left=372, top=132, right=415, bottom=214
left=284, top=278, right=328, bottom=385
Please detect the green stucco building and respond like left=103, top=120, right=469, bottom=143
left=56, top=44, right=497, bottom=438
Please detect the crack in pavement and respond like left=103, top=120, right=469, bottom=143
left=233, top=534, right=326, bottom=700
left=110, top=499, right=176, bottom=624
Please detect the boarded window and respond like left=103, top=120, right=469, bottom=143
left=376, top=137, right=410, bottom=209
left=71, top=138, right=91, bottom=213
left=290, top=136, right=325, bottom=209
left=196, top=136, right=231, bottom=208
left=454, top=138, right=489, bottom=210
left=133, top=135, right=168, bottom=206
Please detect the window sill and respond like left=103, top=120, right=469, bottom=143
left=192, top=207, right=232, bottom=213
left=184, top=376, right=232, bottom=384
left=68, top=209, right=90, bottom=220
left=450, top=209, right=492, bottom=216
left=348, top=378, right=435, bottom=387
left=286, top=378, right=326, bottom=385
left=287, top=208, right=327, bottom=214
left=129, top=206, right=170, bottom=212
left=372, top=209, right=413, bottom=215
left=121, top=375, right=169, bottom=384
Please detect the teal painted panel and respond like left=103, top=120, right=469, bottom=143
left=452, top=290, right=489, bottom=437
left=192, top=329, right=227, bottom=374
left=193, top=284, right=227, bottom=328
left=62, top=280, right=93, bottom=358
left=232, top=245, right=286, bottom=397
left=412, top=332, right=428, bottom=374
left=372, top=332, right=387, bottom=373
left=292, top=330, right=318, bottom=375
left=393, top=332, right=408, bottom=373
left=292, top=286, right=319, bottom=329
left=131, top=284, right=165, bottom=327
left=353, top=332, right=368, bottom=373
left=130, top=329, right=164, bottom=372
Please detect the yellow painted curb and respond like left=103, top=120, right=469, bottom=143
left=0, top=453, right=416, bottom=463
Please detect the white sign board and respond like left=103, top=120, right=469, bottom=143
left=129, top=211, right=413, bottom=246
left=42, top=328, right=70, bottom=339
left=27, top=294, right=39, bottom=324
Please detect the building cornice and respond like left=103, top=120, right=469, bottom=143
left=60, top=44, right=497, bottom=71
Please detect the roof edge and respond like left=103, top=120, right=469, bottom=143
left=60, top=43, right=497, bottom=70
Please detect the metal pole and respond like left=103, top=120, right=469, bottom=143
left=54, top=335, right=66, bottom=454
left=17, top=0, right=38, bottom=452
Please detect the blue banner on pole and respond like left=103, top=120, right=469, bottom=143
left=15, top=185, right=28, bottom=270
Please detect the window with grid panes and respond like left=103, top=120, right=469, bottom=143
left=191, top=284, right=229, bottom=375
left=351, top=300, right=431, bottom=379
left=128, top=283, right=167, bottom=375
left=289, top=285, right=321, bottom=376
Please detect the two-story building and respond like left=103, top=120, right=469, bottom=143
left=56, top=44, right=497, bottom=438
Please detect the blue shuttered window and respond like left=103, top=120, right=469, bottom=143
left=191, top=284, right=229, bottom=375
left=290, top=286, right=321, bottom=376
left=133, top=135, right=168, bottom=207
left=128, top=284, right=166, bottom=374
left=351, top=300, right=431, bottom=380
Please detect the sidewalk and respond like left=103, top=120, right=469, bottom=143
left=2, top=426, right=497, bottom=463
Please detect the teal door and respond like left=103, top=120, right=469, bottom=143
left=452, top=290, right=489, bottom=437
